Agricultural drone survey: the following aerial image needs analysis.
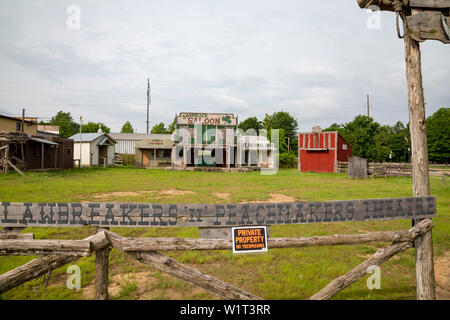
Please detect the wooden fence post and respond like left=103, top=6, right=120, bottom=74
left=95, top=228, right=110, bottom=300
left=403, top=26, right=435, bottom=300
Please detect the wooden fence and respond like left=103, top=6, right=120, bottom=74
left=0, top=196, right=437, bottom=300
left=336, top=161, right=450, bottom=179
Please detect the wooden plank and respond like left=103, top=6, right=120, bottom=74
left=406, top=11, right=450, bottom=44
left=0, top=239, right=91, bottom=256
left=0, top=233, right=34, bottom=240
left=410, top=0, right=450, bottom=9
left=310, top=219, right=433, bottom=300
left=121, top=230, right=417, bottom=252
left=0, top=197, right=437, bottom=228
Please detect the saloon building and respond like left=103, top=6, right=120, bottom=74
left=172, top=112, right=276, bottom=170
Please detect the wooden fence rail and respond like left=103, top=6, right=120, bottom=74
left=0, top=218, right=434, bottom=300
left=335, top=161, right=449, bottom=179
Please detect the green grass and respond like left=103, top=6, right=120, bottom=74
left=0, top=167, right=448, bottom=300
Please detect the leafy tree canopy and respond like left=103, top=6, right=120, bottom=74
left=120, top=121, right=134, bottom=133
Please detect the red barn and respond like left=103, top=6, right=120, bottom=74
left=298, top=130, right=352, bottom=173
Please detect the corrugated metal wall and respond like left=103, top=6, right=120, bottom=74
left=115, top=140, right=138, bottom=154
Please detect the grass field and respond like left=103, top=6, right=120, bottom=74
left=0, top=167, right=448, bottom=300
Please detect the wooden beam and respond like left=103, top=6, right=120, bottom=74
left=103, top=229, right=261, bottom=300
left=403, top=24, right=436, bottom=300
left=310, top=219, right=433, bottom=300
left=7, top=160, right=24, bottom=177
left=0, top=233, right=34, bottom=240
left=121, top=230, right=416, bottom=252
left=0, top=231, right=109, bottom=294
left=95, top=228, right=110, bottom=300
left=0, top=239, right=91, bottom=256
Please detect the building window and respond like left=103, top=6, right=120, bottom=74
left=342, top=144, right=347, bottom=150
left=67, top=148, right=71, bottom=156
left=16, top=122, right=21, bottom=131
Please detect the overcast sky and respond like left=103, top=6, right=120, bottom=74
left=0, top=0, right=448, bottom=133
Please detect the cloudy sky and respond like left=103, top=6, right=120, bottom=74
left=0, top=0, right=448, bottom=133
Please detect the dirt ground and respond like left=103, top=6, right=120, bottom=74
left=435, top=250, right=450, bottom=300
left=93, top=189, right=195, bottom=200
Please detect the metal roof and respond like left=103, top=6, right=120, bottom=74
left=69, top=133, right=116, bottom=143
left=29, top=137, right=59, bottom=145
left=108, top=133, right=172, bottom=141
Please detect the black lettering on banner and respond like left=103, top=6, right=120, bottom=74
left=308, top=203, right=322, bottom=222
left=362, top=201, right=370, bottom=219
left=168, top=205, right=177, bottom=225
left=373, top=200, right=384, bottom=219
left=293, top=204, right=306, bottom=223
left=1, top=202, right=16, bottom=223
left=323, top=202, right=332, bottom=222
left=256, top=205, right=265, bottom=224
left=102, top=203, right=118, bottom=226
left=277, top=204, right=291, bottom=223
left=266, top=204, right=276, bottom=224
left=214, top=205, right=225, bottom=226
left=89, top=203, right=100, bottom=225
left=427, top=197, right=435, bottom=216
left=385, top=200, right=394, bottom=218
left=38, top=202, right=56, bottom=224
left=333, top=202, right=345, bottom=221
left=415, top=198, right=424, bottom=216
left=346, top=202, right=354, bottom=220
left=396, top=199, right=404, bottom=217
left=188, top=207, right=203, bottom=223
left=71, top=203, right=86, bottom=225
left=138, top=204, right=150, bottom=225
left=120, top=204, right=137, bottom=226
left=152, top=205, right=166, bottom=226
left=19, top=202, right=36, bottom=224
left=240, top=204, right=253, bottom=225
left=226, top=205, right=237, bottom=225
left=57, top=203, right=69, bottom=224
left=406, top=198, right=414, bottom=217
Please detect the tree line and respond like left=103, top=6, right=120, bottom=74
left=41, top=108, right=449, bottom=164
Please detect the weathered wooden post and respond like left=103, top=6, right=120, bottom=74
left=95, top=227, right=110, bottom=300
left=357, top=0, right=450, bottom=300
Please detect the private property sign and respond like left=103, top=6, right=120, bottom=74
left=232, top=226, right=268, bottom=253
left=0, top=197, right=436, bottom=228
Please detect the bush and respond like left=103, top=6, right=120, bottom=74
left=279, top=152, right=297, bottom=168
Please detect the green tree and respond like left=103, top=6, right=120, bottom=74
left=42, top=111, right=80, bottom=138
left=120, top=121, right=134, bottom=133
left=238, top=117, right=262, bottom=135
left=338, top=115, right=380, bottom=162
left=426, top=108, right=450, bottom=163
left=81, top=122, right=110, bottom=134
left=167, top=117, right=177, bottom=134
left=150, top=122, right=168, bottom=134
left=262, top=111, right=298, bottom=153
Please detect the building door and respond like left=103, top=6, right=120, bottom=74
left=142, top=150, right=150, bottom=167
left=99, top=146, right=107, bottom=166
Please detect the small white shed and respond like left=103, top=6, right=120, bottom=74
left=69, top=133, right=116, bottom=166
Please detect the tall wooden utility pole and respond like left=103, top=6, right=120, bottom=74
left=146, top=78, right=150, bottom=134
left=366, top=94, right=370, bottom=118
left=21, top=109, right=25, bottom=133
left=357, top=0, right=450, bottom=300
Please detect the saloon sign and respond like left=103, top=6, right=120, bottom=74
left=177, top=113, right=237, bottom=126
left=0, top=196, right=436, bottom=228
